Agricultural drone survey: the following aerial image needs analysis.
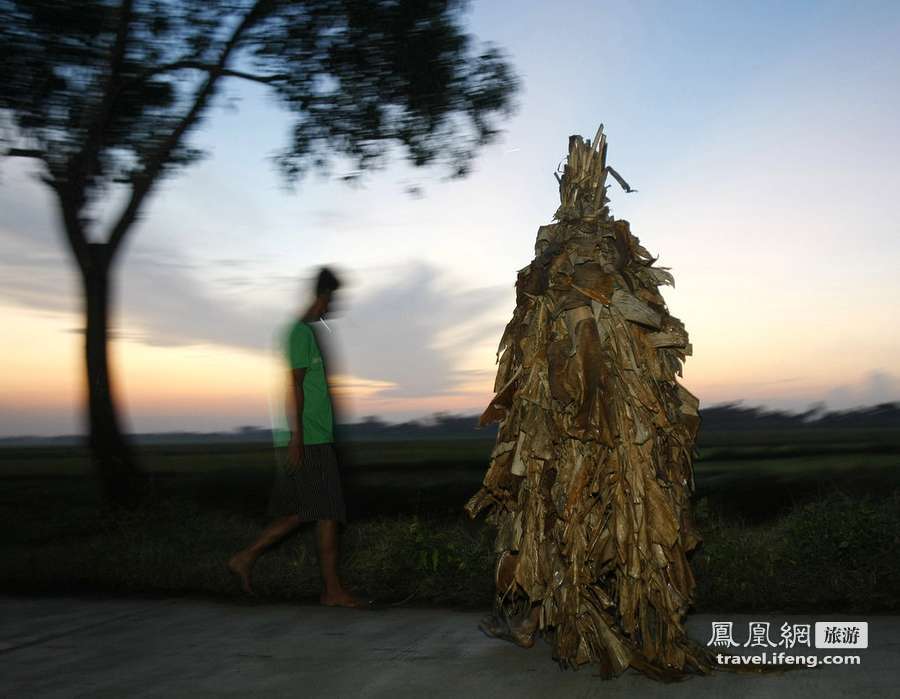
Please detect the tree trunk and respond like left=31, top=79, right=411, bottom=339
left=82, top=243, right=146, bottom=507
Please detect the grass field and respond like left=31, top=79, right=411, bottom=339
left=2, top=428, right=899, bottom=611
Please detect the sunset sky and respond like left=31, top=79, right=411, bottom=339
left=2, top=0, right=899, bottom=436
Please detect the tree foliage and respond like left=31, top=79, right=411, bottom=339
left=1, top=0, right=518, bottom=222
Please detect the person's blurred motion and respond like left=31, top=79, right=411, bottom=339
left=228, top=267, right=364, bottom=607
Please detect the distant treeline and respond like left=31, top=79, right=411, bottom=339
left=697, top=402, right=900, bottom=431
left=339, top=402, right=900, bottom=441
left=3, top=403, right=898, bottom=447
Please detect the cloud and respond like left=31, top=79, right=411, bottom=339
left=329, top=261, right=509, bottom=398
left=115, top=255, right=511, bottom=402
left=696, top=369, right=900, bottom=414
left=0, top=236, right=79, bottom=318
left=825, top=370, right=900, bottom=410
left=118, top=250, right=276, bottom=350
left=0, top=196, right=510, bottom=402
left=0, top=222, right=279, bottom=351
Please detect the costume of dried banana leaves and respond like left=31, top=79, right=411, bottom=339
left=467, top=127, right=716, bottom=681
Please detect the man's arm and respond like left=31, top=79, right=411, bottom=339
left=287, top=368, right=306, bottom=468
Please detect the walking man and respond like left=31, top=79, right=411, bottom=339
left=228, top=267, right=362, bottom=607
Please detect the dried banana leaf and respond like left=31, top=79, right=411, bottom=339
left=466, top=127, right=719, bottom=680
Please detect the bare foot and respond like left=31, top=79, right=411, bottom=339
left=509, top=621, right=537, bottom=649
left=227, top=552, right=256, bottom=596
left=478, top=614, right=535, bottom=649
left=320, top=589, right=368, bottom=608
left=478, top=614, right=508, bottom=639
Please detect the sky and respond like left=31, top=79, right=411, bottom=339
left=1, top=0, right=899, bottom=436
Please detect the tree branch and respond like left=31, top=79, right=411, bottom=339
left=106, top=0, right=275, bottom=256
left=70, top=0, right=134, bottom=181
left=61, top=0, right=135, bottom=272
left=4, top=148, right=46, bottom=159
left=130, top=60, right=289, bottom=85
left=221, top=68, right=290, bottom=84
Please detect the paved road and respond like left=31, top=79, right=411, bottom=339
left=1, top=596, right=895, bottom=697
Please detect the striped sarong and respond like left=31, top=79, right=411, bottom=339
left=267, top=443, right=347, bottom=523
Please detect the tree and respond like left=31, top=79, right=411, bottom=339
left=0, top=0, right=517, bottom=506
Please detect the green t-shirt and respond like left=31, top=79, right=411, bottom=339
left=275, top=320, right=334, bottom=446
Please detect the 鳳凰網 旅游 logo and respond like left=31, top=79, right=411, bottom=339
left=707, top=620, right=868, bottom=649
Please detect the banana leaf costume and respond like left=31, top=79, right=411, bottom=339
left=466, top=128, right=717, bottom=681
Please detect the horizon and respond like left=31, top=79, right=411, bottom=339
left=3, top=400, right=898, bottom=441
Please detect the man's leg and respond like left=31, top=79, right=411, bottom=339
left=228, top=514, right=302, bottom=595
left=317, top=519, right=362, bottom=607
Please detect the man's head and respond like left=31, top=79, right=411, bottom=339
left=312, top=267, right=341, bottom=317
